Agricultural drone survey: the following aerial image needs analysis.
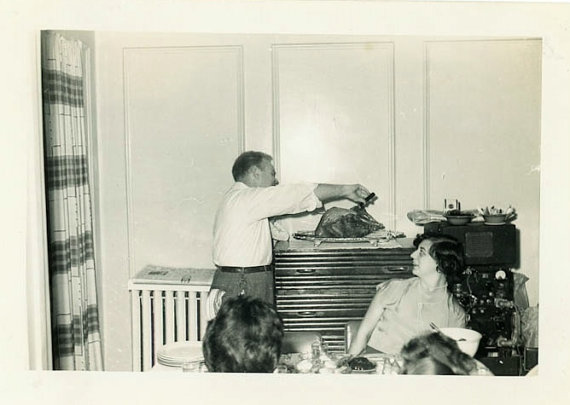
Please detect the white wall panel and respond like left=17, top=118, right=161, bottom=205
left=273, top=42, right=396, bottom=231
left=124, top=47, right=243, bottom=276
left=425, top=39, right=541, bottom=301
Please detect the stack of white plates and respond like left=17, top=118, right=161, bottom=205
left=157, top=341, right=204, bottom=367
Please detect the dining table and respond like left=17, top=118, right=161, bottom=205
left=151, top=351, right=494, bottom=375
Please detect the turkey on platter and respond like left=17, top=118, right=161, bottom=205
left=314, top=206, right=384, bottom=238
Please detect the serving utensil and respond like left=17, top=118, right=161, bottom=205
left=429, top=322, right=441, bottom=333
left=430, top=322, right=465, bottom=341
left=358, top=192, right=377, bottom=209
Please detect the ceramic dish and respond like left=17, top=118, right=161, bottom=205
left=444, top=214, right=474, bottom=226
left=439, top=327, right=482, bottom=357
left=157, top=341, right=203, bottom=367
left=483, top=214, right=507, bottom=225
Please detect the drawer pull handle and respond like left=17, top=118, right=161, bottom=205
left=297, top=311, right=317, bottom=317
left=386, top=266, right=407, bottom=272
left=296, top=269, right=316, bottom=274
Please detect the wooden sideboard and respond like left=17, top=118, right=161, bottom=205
left=274, top=238, right=415, bottom=353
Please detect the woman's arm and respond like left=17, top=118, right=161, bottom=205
left=347, top=290, right=387, bottom=355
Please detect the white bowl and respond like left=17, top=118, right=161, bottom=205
left=439, top=327, right=482, bottom=357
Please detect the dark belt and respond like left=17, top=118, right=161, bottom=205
left=218, top=265, right=272, bottom=274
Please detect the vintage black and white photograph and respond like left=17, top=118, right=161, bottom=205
left=3, top=1, right=570, bottom=404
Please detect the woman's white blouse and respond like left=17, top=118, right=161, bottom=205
left=367, top=278, right=466, bottom=354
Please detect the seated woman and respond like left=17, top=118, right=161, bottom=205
left=400, top=331, right=477, bottom=375
left=348, top=233, right=466, bottom=355
left=202, top=295, right=284, bottom=373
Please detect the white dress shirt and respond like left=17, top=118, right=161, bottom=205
left=213, top=182, right=322, bottom=267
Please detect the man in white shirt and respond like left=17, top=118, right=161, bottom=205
left=209, top=151, right=372, bottom=309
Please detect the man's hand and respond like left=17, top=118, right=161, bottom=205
left=343, top=184, right=372, bottom=204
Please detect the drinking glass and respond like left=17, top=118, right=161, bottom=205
left=182, top=361, right=202, bottom=373
left=274, top=364, right=289, bottom=374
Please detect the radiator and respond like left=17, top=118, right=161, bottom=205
left=128, top=267, right=215, bottom=371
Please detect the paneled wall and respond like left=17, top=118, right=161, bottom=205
left=426, top=40, right=541, bottom=300
left=96, top=33, right=540, bottom=370
left=123, top=46, right=244, bottom=273
left=274, top=42, right=396, bottom=231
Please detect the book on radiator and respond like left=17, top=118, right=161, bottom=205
left=131, top=265, right=216, bottom=285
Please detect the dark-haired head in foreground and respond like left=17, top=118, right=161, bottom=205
left=202, top=295, right=284, bottom=372
left=400, top=331, right=477, bottom=375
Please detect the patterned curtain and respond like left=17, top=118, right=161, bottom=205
left=41, top=32, right=103, bottom=371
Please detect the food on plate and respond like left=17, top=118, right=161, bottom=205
left=348, top=356, right=376, bottom=371
left=315, top=206, right=384, bottom=238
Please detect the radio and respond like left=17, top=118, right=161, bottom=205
left=423, top=222, right=520, bottom=362
left=453, top=267, right=517, bottom=350
left=423, top=222, right=518, bottom=267
left=452, top=266, right=522, bottom=375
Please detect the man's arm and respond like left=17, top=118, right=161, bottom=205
left=314, top=184, right=371, bottom=204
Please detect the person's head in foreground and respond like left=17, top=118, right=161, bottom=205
left=202, top=295, right=284, bottom=372
left=400, top=331, right=476, bottom=375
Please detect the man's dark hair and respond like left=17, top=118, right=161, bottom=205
left=202, top=295, right=284, bottom=373
left=231, top=151, right=273, bottom=181
left=413, top=233, right=465, bottom=293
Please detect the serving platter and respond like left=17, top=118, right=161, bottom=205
left=292, top=229, right=405, bottom=247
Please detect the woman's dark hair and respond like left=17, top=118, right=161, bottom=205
left=231, top=151, right=273, bottom=181
left=202, top=295, right=284, bottom=373
left=402, top=356, right=454, bottom=375
left=413, top=233, right=465, bottom=293
left=400, top=332, right=476, bottom=375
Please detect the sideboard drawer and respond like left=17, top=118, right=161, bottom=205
left=274, top=265, right=412, bottom=277
left=275, top=272, right=412, bottom=293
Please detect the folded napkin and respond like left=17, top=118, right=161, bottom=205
left=407, top=210, right=446, bottom=225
